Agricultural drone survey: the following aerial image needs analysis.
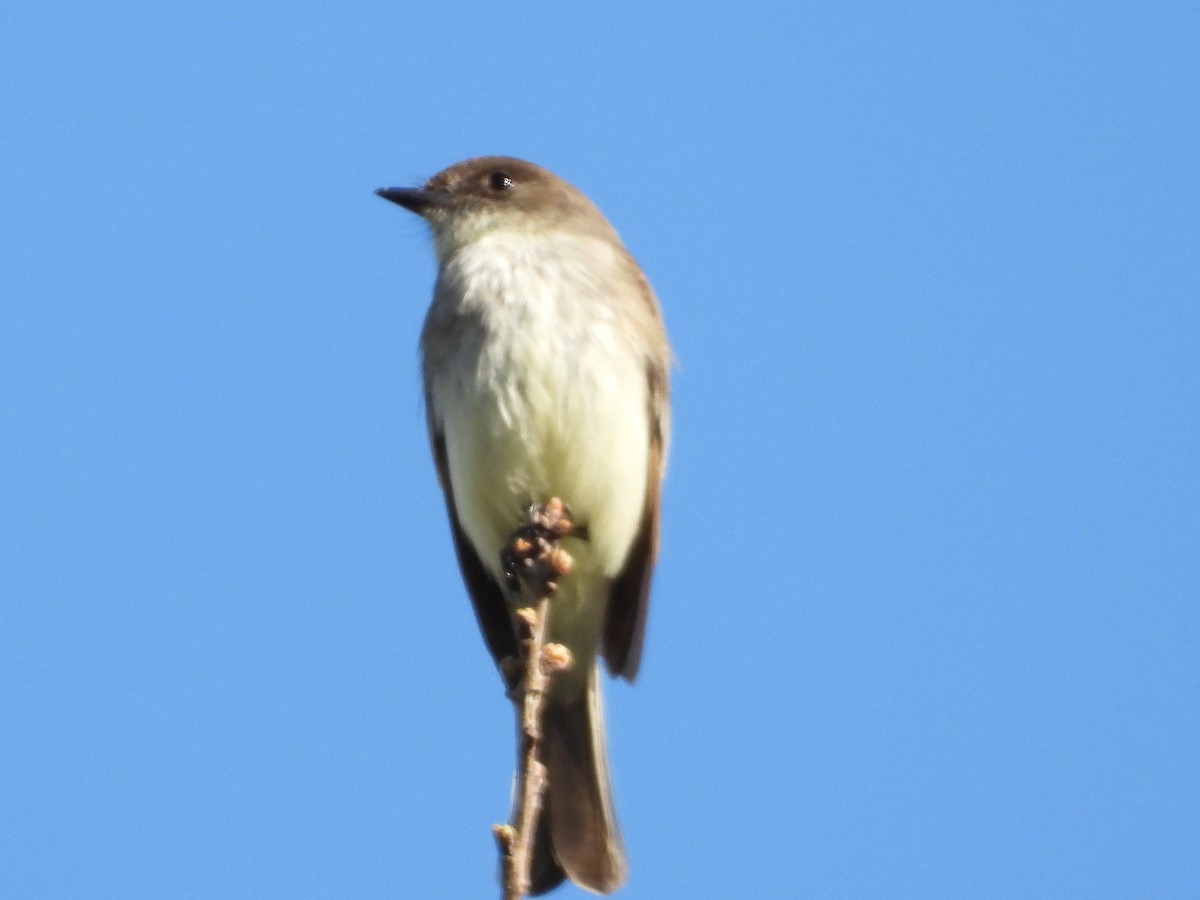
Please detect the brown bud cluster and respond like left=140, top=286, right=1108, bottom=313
left=542, top=642, right=574, bottom=673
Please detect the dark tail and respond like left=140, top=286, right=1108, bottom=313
left=528, top=666, right=627, bottom=895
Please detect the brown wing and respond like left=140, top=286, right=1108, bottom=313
left=427, top=409, right=519, bottom=667
left=602, top=362, right=670, bottom=682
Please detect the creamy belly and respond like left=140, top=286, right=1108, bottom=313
left=432, top=319, right=650, bottom=585
left=426, top=229, right=653, bottom=594
left=423, top=228, right=658, bottom=691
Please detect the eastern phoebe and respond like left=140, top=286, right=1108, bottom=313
left=377, top=157, right=671, bottom=894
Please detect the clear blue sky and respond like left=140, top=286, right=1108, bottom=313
left=2, top=3, right=1197, bottom=897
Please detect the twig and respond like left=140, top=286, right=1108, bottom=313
left=493, top=499, right=577, bottom=900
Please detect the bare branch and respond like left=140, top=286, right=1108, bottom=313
left=494, top=498, right=577, bottom=899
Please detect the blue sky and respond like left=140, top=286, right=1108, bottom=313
left=2, top=2, right=1197, bottom=897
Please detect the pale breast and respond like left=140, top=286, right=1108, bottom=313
left=425, top=230, right=652, bottom=582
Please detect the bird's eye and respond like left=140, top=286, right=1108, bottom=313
left=488, top=171, right=514, bottom=191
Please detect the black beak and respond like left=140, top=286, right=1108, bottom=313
left=375, top=187, right=450, bottom=215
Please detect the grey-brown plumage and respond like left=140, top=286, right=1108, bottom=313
left=378, top=157, right=671, bottom=894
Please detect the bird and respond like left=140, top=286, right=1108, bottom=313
left=377, top=156, right=671, bottom=894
